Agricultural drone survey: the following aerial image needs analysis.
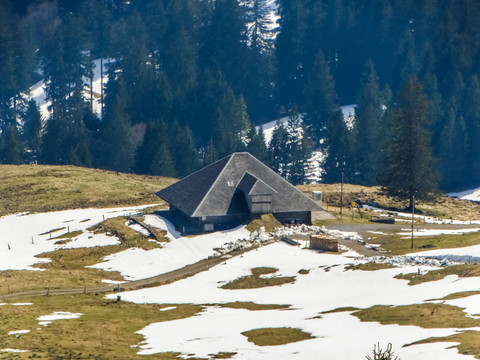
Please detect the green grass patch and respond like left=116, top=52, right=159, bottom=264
left=0, top=164, right=175, bottom=217
left=221, top=267, right=295, bottom=290
left=0, top=294, right=202, bottom=359
left=218, top=302, right=290, bottom=311
left=321, top=306, right=360, bottom=314
left=246, top=214, right=282, bottom=232
left=406, top=331, right=480, bottom=359
left=394, top=264, right=480, bottom=285
left=353, top=303, right=480, bottom=328
left=345, top=262, right=395, bottom=271
left=241, top=327, right=314, bottom=346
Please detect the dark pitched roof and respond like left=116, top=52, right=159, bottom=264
left=237, top=172, right=276, bottom=196
left=156, top=152, right=324, bottom=217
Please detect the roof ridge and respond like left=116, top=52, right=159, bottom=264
left=246, top=152, right=320, bottom=208
left=191, top=153, right=236, bottom=217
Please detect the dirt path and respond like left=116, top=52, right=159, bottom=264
left=2, top=241, right=274, bottom=302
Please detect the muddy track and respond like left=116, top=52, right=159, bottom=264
left=2, top=241, right=274, bottom=302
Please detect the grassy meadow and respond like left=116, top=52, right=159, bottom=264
left=0, top=165, right=175, bottom=216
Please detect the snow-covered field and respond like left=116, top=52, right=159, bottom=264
left=0, top=205, right=150, bottom=271
left=2, top=207, right=480, bottom=359
left=448, top=187, right=480, bottom=202
left=90, top=216, right=250, bottom=280
left=114, top=241, right=479, bottom=360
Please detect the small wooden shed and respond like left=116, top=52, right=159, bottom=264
left=309, top=234, right=338, bottom=252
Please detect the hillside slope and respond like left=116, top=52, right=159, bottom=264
left=0, top=165, right=175, bottom=216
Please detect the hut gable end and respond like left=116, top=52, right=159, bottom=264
left=156, top=152, right=327, bottom=227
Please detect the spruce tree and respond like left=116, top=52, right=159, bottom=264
left=353, top=60, right=385, bottom=185
left=201, top=0, right=249, bottom=95
left=22, top=100, right=43, bottom=163
left=98, top=78, right=134, bottom=172
left=246, top=123, right=269, bottom=165
left=171, top=121, right=199, bottom=177
left=285, top=105, right=311, bottom=185
left=323, top=110, right=352, bottom=184
left=269, top=121, right=289, bottom=178
left=381, top=76, right=438, bottom=208
left=439, top=108, right=468, bottom=190
left=150, top=142, right=177, bottom=178
left=303, top=51, right=338, bottom=139
left=1, top=124, right=24, bottom=164
left=464, top=75, right=480, bottom=185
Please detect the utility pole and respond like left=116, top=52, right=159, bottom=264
left=340, top=170, right=344, bottom=219
left=411, top=195, right=415, bottom=249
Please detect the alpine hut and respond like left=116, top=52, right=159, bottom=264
left=156, top=152, right=332, bottom=231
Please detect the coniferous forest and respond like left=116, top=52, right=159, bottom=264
left=1, top=0, right=480, bottom=193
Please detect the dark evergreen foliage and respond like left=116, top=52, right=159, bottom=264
left=353, top=61, right=387, bottom=185
left=381, top=76, right=439, bottom=207
left=2, top=0, right=480, bottom=190
left=323, top=110, right=353, bottom=184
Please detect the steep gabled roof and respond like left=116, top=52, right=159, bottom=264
left=237, top=172, right=277, bottom=196
left=155, top=155, right=232, bottom=217
left=156, top=152, right=324, bottom=217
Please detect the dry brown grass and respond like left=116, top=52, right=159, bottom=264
left=394, top=264, right=480, bottom=285
left=406, top=331, right=480, bottom=359
left=435, top=290, right=480, bottom=301
left=0, top=294, right=203, bottom=359
left=221, top=267, right=295, bottom=289
left=300, top=183, right=480, bottom=221
left=0, top=164, right=175, bottom=217
left=246, top=214, right=282, bottom=232
left=321, top=306, right=360, bottom=314
left=218, top=302, right=290, bottom=311
left=89, top=216, right=166, bottom=249
left=0, top=216, right=164, bottom=294
left=241, top=327, right=314, bottom=346
left=345, top=262, right=396, bottom=271
left=353, top=303, right=480, bottom=328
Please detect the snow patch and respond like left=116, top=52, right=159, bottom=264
left=37, top=312, right=83, bottom=326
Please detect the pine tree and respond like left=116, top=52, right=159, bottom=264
left=246, top=123, right=269, bottom=165
left=98, top=78, right=134, bottom=172
left=439, top=108, right=468, bottom=190
left=276, top=0, right=309, bottom=106
left=353, top=60, right=385, bottom=185
left=323, top=110, right=352, bottom=184
left=201, top=0, right=249, bottom=95
left=303, top=51, right=338, bottom=139
left=211, top=90, right=250, bottom=158
left=381, top=76, right=438, bottom=208
left=269, top=121, right=289, bottom=178
left=41, top=13, right=93, bottom=166
left=285, top=105, right=311, bottom=185
left=464, top=75, right=480, bottom=185
left=150, top=142, right=177, bottom=178
left=1, top=124, right=24, bottom=164
left=22, top=100, right=43, bottom=163
left=171, top=121, right=199, bottom=177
